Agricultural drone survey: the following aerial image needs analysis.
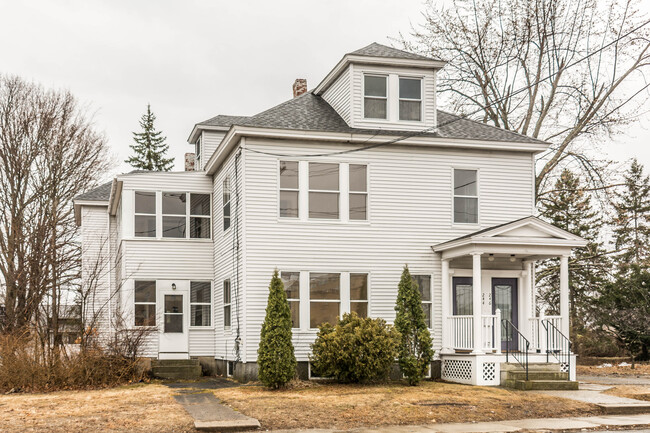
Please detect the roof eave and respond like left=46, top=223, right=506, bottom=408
left=314, top=54, right=447, bottom=95
left=73, top=199, right=109, bottom=226
left=188, top=123, right=231, bottom=144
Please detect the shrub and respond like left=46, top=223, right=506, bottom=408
left=310, top=312, right=399, bottom=383
left=394, top=265, right=434, bottom=385
left=258, top=269, right=297, bottom=389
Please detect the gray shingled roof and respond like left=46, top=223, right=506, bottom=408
left=196, top=92, right=545, bottom=145
left=74, top=181, right=112, bottom=202
left=350, top=42, right=441, bottom=62
left=199, top=114, right=251, bottom=127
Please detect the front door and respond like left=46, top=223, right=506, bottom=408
left=158, top=282, right=189, bottom=359
left=492, top=278, right=518, bottom=351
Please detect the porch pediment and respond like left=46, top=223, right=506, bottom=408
left=432, top=216, right=587, bottom=260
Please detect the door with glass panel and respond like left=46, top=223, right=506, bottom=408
left=492, top=278, right=518, bottom=351
left=158, top=281, right=189, bottom=358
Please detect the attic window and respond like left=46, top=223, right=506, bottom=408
left=399, top=78, right=422, bottom=121
left=363, top=75, right=387, bottom=119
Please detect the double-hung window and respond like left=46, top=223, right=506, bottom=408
left=223, top=178, right=231, bottom=231
left=190, top=281, right=211, bottom=327
left=162, top=192, right=187, bottom=238
left=195, top=137, right=202, bottom=165
left=364, top=75, right=387, bottom=119
left=223, top=279, right=231, bottom=328
left=453, top=169, right=478, bottom=224
left=279, top=161, right=299, bottom=218
left=412, top=275, right=432, bottom=328
left=349, top=164, right=367, bottom=220
left=399, top=77, right=422, bottom=121
left=350, top=273, right=368, bottom=318
left=309, top=163, right=339, bottom=219
left=309, top=273, right=340, bottom=328
left=190, top=194, right=211, bottom=238
left=281, top=272, right=300, bottom=328
left=134, top=280, right=156, bottom=326
left=134, top=191, right=156, bottom=237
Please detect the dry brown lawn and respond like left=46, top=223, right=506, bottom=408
left=605, top=385, right=650, bottom=402
left=0, top=384, right=194, bottom=433
left=213, top=380, right=599, bottom=430
left=577, top=363, right=650, bottom=377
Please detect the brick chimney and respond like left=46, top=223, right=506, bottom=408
left=292, top=78, right=307, bottom=98
left=184, top=152, right=196, bottom=171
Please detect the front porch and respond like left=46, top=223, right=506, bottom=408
left=432, top=217, right=586, bottom=386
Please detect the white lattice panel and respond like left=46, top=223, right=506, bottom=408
left=442, top=359, right=473, bottom=381
left=482, top=362, right=496, bottom=382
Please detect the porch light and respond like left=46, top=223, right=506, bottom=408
left=488, top=254, right=494, bottom=262
left=172, top=283, right=177, bottom=290
left=509, top=254, right=516, bottom=262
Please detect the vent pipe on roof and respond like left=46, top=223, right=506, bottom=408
left=292, top=78, right=307, bottom=98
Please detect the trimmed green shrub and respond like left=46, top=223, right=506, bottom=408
left=258, top=269, right=297, bottom=388
left=310, top=312, right=399, bottom=383
left=394, top=265, right=434, bottom=385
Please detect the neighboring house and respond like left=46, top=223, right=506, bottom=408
left=74, top=43, right=585, bottom=386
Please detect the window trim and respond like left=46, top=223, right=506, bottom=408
left=362, top=74, right=389, bottom=120
left=398, top=76, right=423, bottom=122
left=161, top=192, right=188, bottom=239
left=223, top=279, right=231, bottom=329
left=195, top=136, right=202, bottom=164
left=189, top=280, right=212, bottom=328
left=189, top=193, right=211, bottom=239
left=223, top=177, right=231, bottom=231
left=281, top=271, right=301, bottom=329
left=412, top=274, right=433, bottom=329
left=349, top=272, right=369, bottom=318
left=134, top=280, right=156, bottom=328
left=134, top=190, right=157, bottom=238
left=278, top=160, right=300, bottom=219
left=308, top=162, right=341, bottom=220
left=308, top=271, right=341, bottom=330
left=452, top=167, right=480, bottom=225
left=348, top=164, right=368, bottom=221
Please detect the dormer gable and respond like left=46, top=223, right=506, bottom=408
left=315, top=42, right=446, bottom=132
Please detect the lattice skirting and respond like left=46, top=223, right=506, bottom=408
left=442, top=359, right=473, bottom=382
left=482, top=362, right=496, bottom=382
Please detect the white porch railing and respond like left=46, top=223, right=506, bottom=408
left=448, top=312, right=501, bottom=352
left=529, top=315, right=562, bottom=352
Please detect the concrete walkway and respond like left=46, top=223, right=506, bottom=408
left=173, top=392, right=260, bottom=431
left=537, top=380, right=650, bottom=414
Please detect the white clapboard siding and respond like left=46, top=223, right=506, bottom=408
left=322, top=66, right=352, bottom=125
left=122, top=240, right=213, bottom=279
left=240, top=139, right=535, bottom=361
left=189, top=329, right=216, bottom=356
left=201, top=131, right=227, bottom=171
left=118, top=171, right=213, bottom=192
left=350, top=64, right=436, bottom=131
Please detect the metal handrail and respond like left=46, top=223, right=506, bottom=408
left=502, top=319, right=530, bottom=381
left=541, top=319, right=571, bottom=376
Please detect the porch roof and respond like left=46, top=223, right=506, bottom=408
left=432, top=216, right=587, bottom=260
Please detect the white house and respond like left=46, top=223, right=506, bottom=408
left=74, top=43, right=585, bottom=387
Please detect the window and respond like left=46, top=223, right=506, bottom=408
left=309, top=273, right=340, bottom=328
left=195, top=137, right=201, bottom=162
left=453, top=169, right=478, bottom=224
left=134, top=280, right=156, bottom=326
left=364, top=75, right=387, bottom=119
left=190, top=281, right=211, bottom=327
left=453, top=277, right=473, bottom=315
left=162, top=192, right=187, bottom=238
left=350, top=273, right=368, bottom=318
left=349, top=164, right=367, bottom=220
left=134, top=191, right=156, bottom=237
left=223, top=178, right=231, bottom=230
left=223, top=279, right=231, bottom=328
left=309, top=163, right=339, bottom=219
left=279, top=161, right=299, bottom=218
left=399, top=78, right=422, bottom=121
left=281, top=272, right=300, bottom=328
left=190, top=194, right=211, bottom=238
left=164, top=294, right=183, bottom=333
left=412, top=275, right=432, bottom=328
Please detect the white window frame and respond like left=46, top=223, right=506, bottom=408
left=452, top=167, right=480, bottom=225
left=189, top=281, right=212, bottom=328
left=398, top=76, right=423, bottom=122
left=308, top=162, right=340, bottom=220
left=363, top=74, right=388, bottom=120
left=349, top=272, right=369, bottom=318
left=223, top=177, right=231, bottom=231
left=134, top=280, right=156, bottom=327
left=278, top=160, right=300, bottom=219
left=195, top=136, right=202, bottom=164
left=281, top=271, right=301, bottom=329
left=412, top=274, right=433, bottom=329
left=223, top=279, right=231, bottom=329
left=161, top=192, right=187, bottom=239
left=134, top=190, right=157, bottom=238
left=349, top=164, right=368, bottom=221
left=189, top=193, right=211, bottom=239
left=308, top=272, right=341, bottom=330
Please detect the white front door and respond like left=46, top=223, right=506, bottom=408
left=158, top=280, right=189, bottom=359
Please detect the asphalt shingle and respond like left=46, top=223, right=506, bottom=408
left=349, top=42, right=440, bottom=61
left=74, top=181, right=112, bottom=202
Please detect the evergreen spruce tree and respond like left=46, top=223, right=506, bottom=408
left=258, top=269, right=297, bottom=388
left=394, top=265, right=434, bottom=385
left=611, top=159, right=650, bottom=274
left=537, top=169, right=609, bottom=352
left=125, top=104, right=174, bottom=171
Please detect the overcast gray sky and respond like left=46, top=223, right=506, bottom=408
left=1, top=0, right=649, bottom=178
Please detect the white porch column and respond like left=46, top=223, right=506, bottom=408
left=560, top=255, right=570, bottom=337
left=522, top=260, right=533, bottom=342
left=441, top=259, right=452, bottom=353
left=471, top=252, right=483, bottom=354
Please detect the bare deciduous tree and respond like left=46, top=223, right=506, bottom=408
left=403, top=0, right=650, bottom=195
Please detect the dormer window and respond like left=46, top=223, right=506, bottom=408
left=399, top=77, right=422, bottom=121
left=363, top=75, right=387, bottom=119
left=195, top=137, right=201, bottom=162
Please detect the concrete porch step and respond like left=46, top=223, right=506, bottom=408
left=505, top=379, right=579, bottom=390
left=507, top=371, right=569, bottom=381
left=152, top=359, right=202, bottom=380
left=152, top=359, right=200, bottom=367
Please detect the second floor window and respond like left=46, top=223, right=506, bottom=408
left=134, top=191, right=156, bottom=237
left=190, top=194, right=210, bottom=238
left=399, top=78, right=422, bottom=121
left=364, top=75, right=387, bottom=119
left=279, top=161, right=299, bottom=218
left=134, top=191, right=211, bottom=239
left=349, top=164, right=367, bottom=220
left=162, top=192, right=187, bottom=238
left=223, top=178, right=231, bottom=230
left=309, top=163, right=339, bottom=219
left=453, top=169, right=478, bottom=224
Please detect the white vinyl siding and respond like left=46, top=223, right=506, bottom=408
left=200, top=131, right=227, bottom=171
left=322, top=66, right=352, bottom=125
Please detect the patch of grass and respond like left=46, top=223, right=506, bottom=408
left=577, top=363, right=650, bottom=377
left=212, top=380, right=599, bottom=430
left=605, top=385, right=650, bottom=402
